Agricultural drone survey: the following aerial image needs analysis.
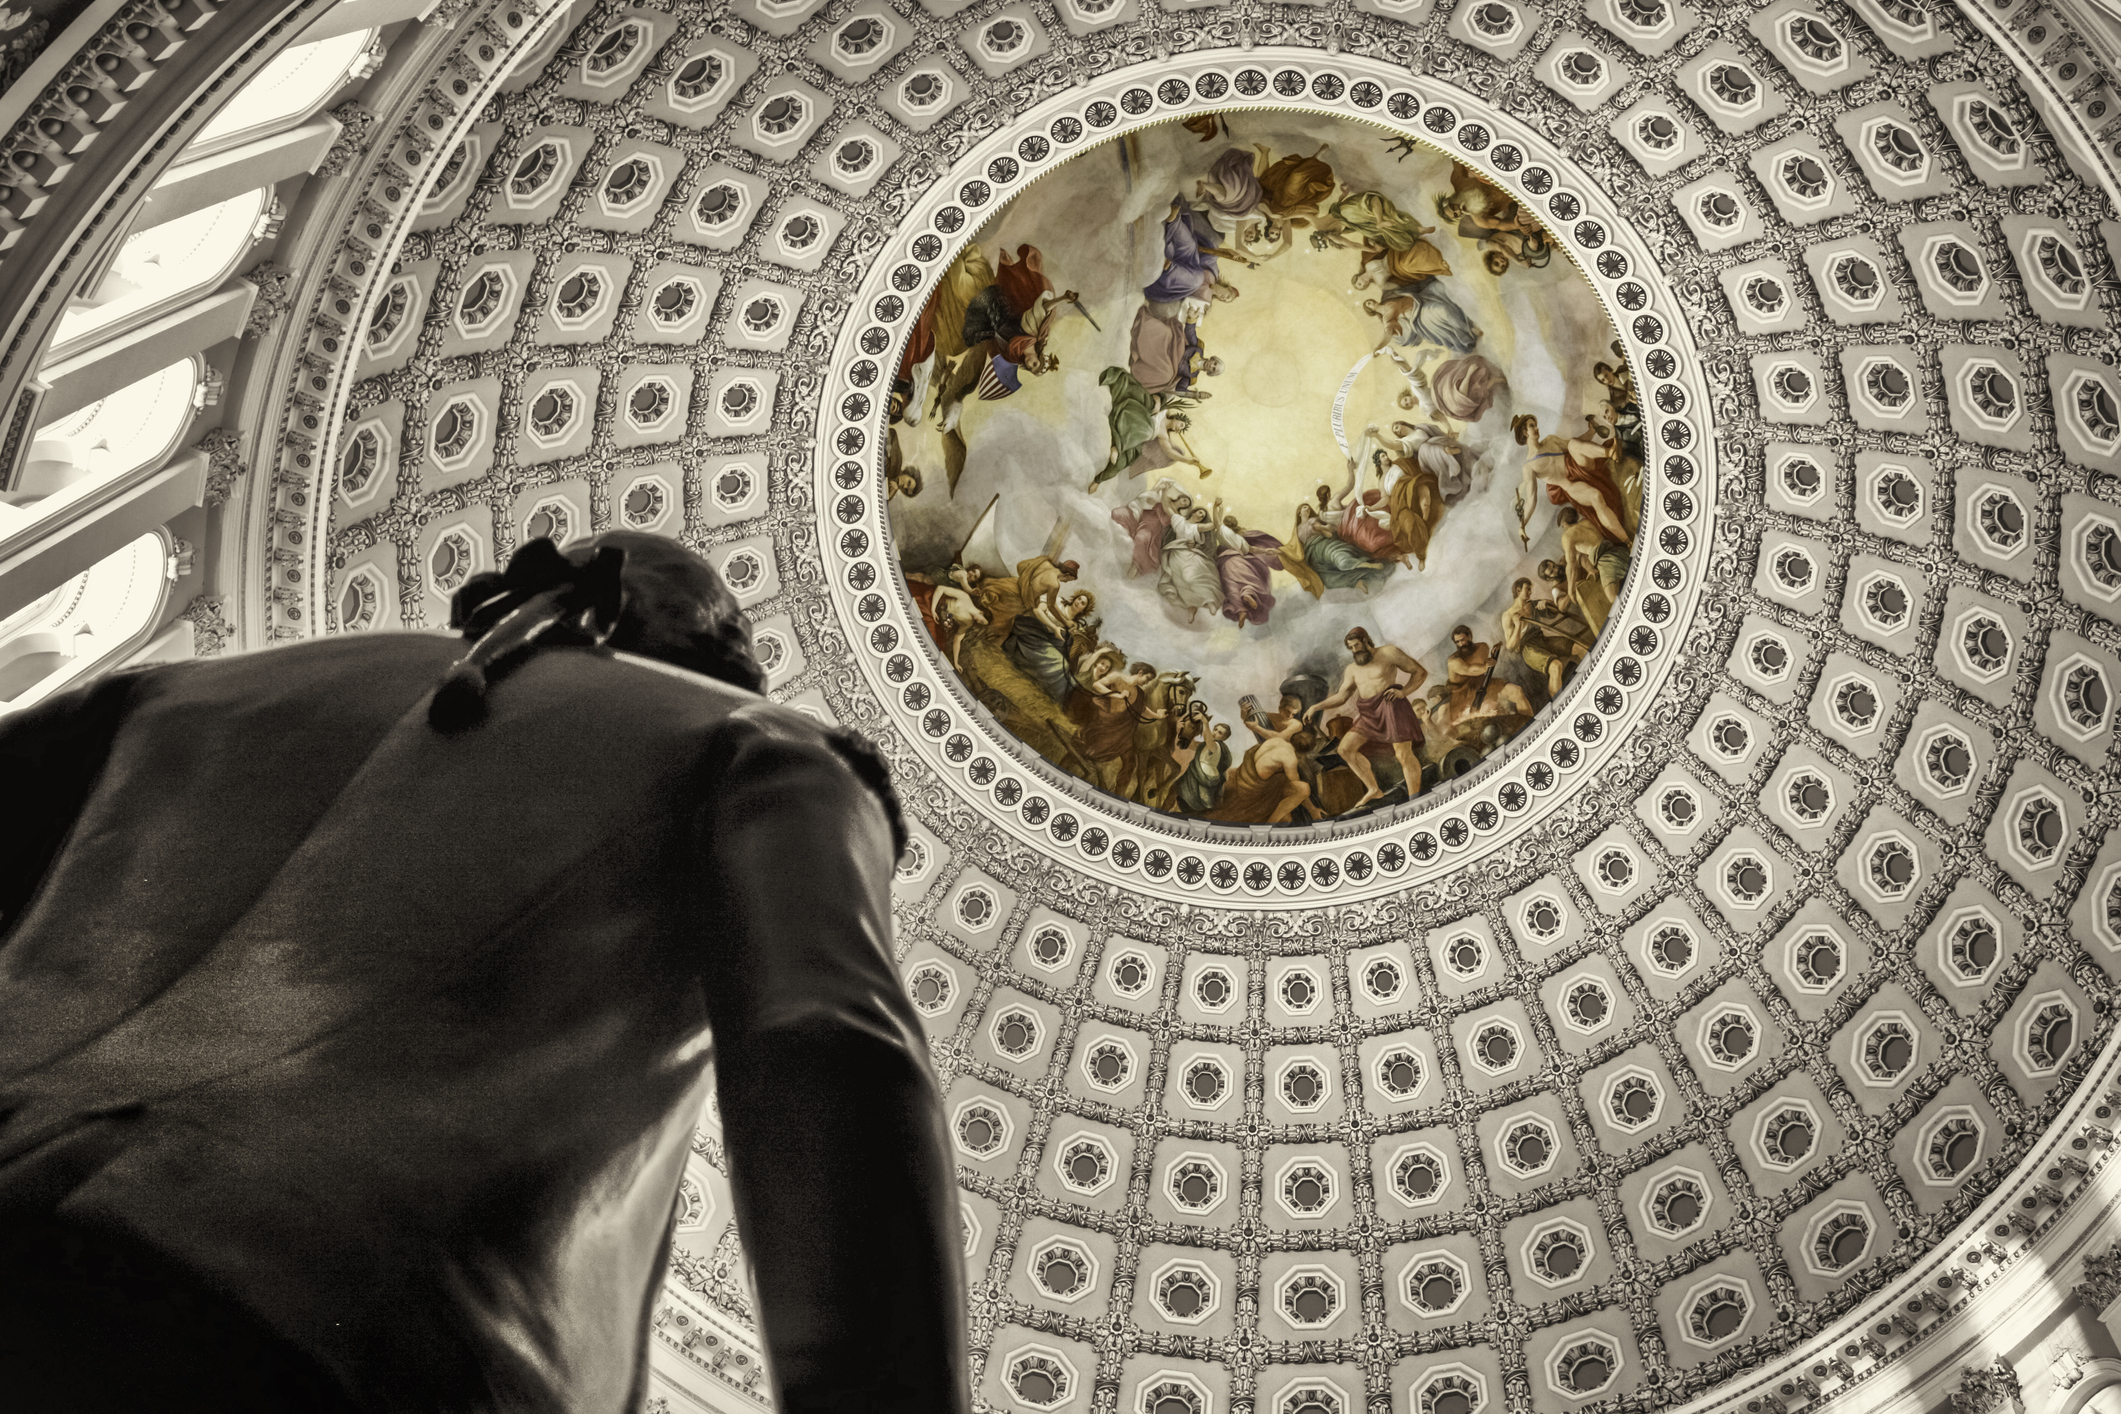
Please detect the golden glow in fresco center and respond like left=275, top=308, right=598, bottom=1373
left=888, top=110, right=1639, bottom=827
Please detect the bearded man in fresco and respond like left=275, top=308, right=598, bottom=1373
left=1307, top=627, right=1429, bottom=810
left=1438, top=624, right=1533, bottom=735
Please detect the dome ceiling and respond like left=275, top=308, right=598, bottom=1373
left=232, top=0, right=2121, bottom=1409
left=888, top=111, right=1632, bottom=827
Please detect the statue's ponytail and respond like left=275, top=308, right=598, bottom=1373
left=429, top=539, right=628, bottom=733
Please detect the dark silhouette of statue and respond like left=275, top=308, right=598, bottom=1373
left=0, top=532, right=969, bottom=1414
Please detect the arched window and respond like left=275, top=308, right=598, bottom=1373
left=191, top=31, right=380, bottom=155
left=10, top=360, right=201, bottom=533
left=0, top=533, right=170, bottom=713
left=55, top=189, right=268, bottom=350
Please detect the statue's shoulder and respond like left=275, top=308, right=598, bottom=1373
left=712, top=699, right=908, bottom=860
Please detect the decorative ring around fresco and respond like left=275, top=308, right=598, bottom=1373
left=824, top=50, right=1714, bottom=906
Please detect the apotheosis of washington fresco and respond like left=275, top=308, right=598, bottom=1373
left=887, top=111, right=1639, bottom=827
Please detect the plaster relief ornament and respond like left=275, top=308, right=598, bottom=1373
left=1951, top=1360, right=2023, bottom=1414
left=891, top=112, right=1633, bottom=825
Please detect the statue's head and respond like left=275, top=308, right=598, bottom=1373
left=576, top=532, right=765, bottom=690
left=434, top=531, right=764, bottom=732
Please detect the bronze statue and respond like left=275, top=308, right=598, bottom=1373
left=0, top=532, right=968, bottom=1414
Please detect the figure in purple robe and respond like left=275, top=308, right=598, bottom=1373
left=1196, top=148, right=1263, bottom=229
left=1217, top=524, right=1282, bottom=628
left=1143, top=197, right=1225, bottom=306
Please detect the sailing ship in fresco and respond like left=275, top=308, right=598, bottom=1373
left=891, top=113, right=1636, bottom=825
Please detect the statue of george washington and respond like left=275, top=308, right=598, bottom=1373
left=0, top=532, right=968, bottom=1414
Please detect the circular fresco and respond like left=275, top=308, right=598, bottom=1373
left=888, top=110, right=1638, bottom=827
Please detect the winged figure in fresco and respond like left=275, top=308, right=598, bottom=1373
left=900, top=242, right=1079, bottom=494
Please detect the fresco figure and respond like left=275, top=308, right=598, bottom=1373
left=1133, top=671, right=1199, bottom=807
left=1511, top=414, right=1633, bottom=547
left=1315, top=189, right=1452, bottom=286
left=1594, top=357, right=1642, bottom=450
left=1158, top=504, right=1229, bottom=622
left=963, top=245, right=1068, bottom=353
left=1169, top=698, right=1211, bottom=775
left=1207, top=708, right=1317, bottom=823
left=1196, top=147, right=1265, bottom=235
left=1198, top=145, right=1337, bottom=259
left=1016, top=555, right=1081, bottom=630
left=1005, top=588, right=1094, bottom=704
left=1593, top=353, right=1646, bottom=530
left=1376, top=445, right=1445, bottom=570
left=1437, top=160, right=1554, bottom=274
left=928, top=565, right=988, bottom=670
left=1258, top=146, right=1337, bottom=223
left=1307, top=627, right=1429, bottom=809
left=1338, top=427, right=1458, bottom=565
left=1093, top=368, right=1201, bottom=490
left=1215, top=515, right=1282, bottom=628
left=1075, top=647, right=1132, bottom=700
left=1396, top=422, right=1477, bottom=504
left=1557, top=507, right=1629, bottom=635
left=1144, top=196, right=1247, bottom=306
left=1113, top=478, right=1191, bottom=578
left=1435, top=624, right=1533, bottom=733
left=1238, top=689, right=1334, bottom=810
left=1502, top=576, right=1592, bottom=699
left=883, top=410, right=924, bottom=501
left=905, top=241, right=1077, bottom=492
left=1423, top=353, right=1509, bottom=423
left=1366, top=280, right=1481, bottom=355
left=1330, top=474, right=1405, bottom=566
left=1175, top=722, right=1234, bottom=813
left=1080, top=661, right=1166, bottom=795
left=1129, top=303, right=1224, bottom=397
left=1279, top=505, right=1394, bottom=597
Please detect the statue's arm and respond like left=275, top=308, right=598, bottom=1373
left=696, top=709, right=969, bottom=1414
left=0, top=668, right=142, bottom=934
